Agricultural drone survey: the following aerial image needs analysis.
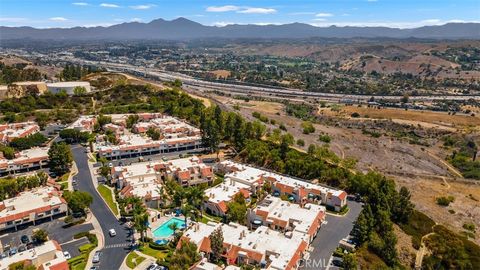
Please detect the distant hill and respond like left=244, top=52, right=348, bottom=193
left=1, top=18, right=479, bottom=40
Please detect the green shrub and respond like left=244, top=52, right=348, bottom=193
left=436, top=196, right=455, bottom=206
left=318, top=134, right=332, bottom=143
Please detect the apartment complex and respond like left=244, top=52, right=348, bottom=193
left=180, top=222, right=309, bottom=270
left=69, top=115, right=97, bottom=132
left=112, top=161, right=164, bottom=208
left=0, top=186, right=68, bottom=231
left=112, top=156, right=214, bottom=206
left=0, top=147, right=49, bottom=176
left=217, top=161, right=347, bottom=211
left=204, top=179, right=251, bottom=216
left=92, top=113, right=203, bottom=159
left=0, top=240, right=69, bottom=270
left=0, top=121, right=40, bottom=143
left=247, top=195, right=325, bottom=244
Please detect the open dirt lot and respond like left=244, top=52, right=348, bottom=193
left=396, top=176, right=480, bottom=245
left=210, top=94, right=480, bottom=243
left=319, top=105, right=480, bottom=131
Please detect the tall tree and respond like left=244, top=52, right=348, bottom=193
left=48, top=142, right=73, bottom=176
left=209, top=228, right=225, bottom=263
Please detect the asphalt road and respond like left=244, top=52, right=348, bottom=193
left=302, top=201, right=363, bottom=270
left=71, top=145, right=131, bottom=270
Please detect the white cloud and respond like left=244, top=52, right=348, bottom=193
left=206, top=5, right=240, bottom=12
left=130, top=4, right=156, bottom=10
left=316, top=13, right=333, bottom=17
left=49, top=17, right=68, bottom=21
left=313, top=18, right=327, bottom=22
left=72, top=2, right=88, bottom=6
left=212, top=21, right=234, bottom=27
left=238, top=8, right=277, bottom=14
left=130, top=18, right=143, bottom=22
left=100, top=3, right=119, bottom=8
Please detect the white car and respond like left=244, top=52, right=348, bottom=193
left=63, top=251, right=71, bottom=259
left=109, top=229, right=116, bottom=237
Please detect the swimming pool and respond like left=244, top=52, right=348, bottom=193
left=152, top=218, right=186, bottom=239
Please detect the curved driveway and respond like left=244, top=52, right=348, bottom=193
left=71, top=145, right=130, bottom=269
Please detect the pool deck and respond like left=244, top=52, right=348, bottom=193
left=147, top=213, right=189, bottom=240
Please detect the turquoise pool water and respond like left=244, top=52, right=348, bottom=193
left=152, top=218, right=186, bottom=238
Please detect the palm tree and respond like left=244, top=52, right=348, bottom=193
left=133, top=213, right=149, bottom=242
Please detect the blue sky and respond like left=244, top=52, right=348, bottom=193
left=0, top=0, right=478, bottom=28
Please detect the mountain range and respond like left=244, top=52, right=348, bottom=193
left=1, top=18, right=479, bottom=40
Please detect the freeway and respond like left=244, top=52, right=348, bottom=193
left=71, top=145, right=130, bottom=269
left=67, top=59, right=480, bottom=102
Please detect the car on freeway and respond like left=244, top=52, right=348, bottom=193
left=63, top=251, right=71, bottom=259
left=109, top=228, right=116, bottom=237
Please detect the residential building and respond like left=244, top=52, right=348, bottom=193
left=0, top=240, right=69, bottom=270
left=0, top=147, right=49, bottom=176
left=0, top=121, right=40, bottom=143
left=112, top=156, right=214, bottom=206
left=160, top=156, right=214, bottom=186
left=0, top=186, right=67, bottom=231
left=69, top=115, right=96, bottom=132
left=95, top=133, right=202, bottom=159
left=247, top=195, right=325, bottom=243
left=204, top=179, right=251, bottom=217
left=94, top=113, right=203, bottom=159
left=191, top=260, right=223, bottom=270
left=218, top=161, right=347, bottom=211
left=113, top=161, right=163, bottom=208
left=180, top=222, right=309, bottom=270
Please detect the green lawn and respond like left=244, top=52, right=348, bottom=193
left=97, top=184, right=119, bottom=216
left=138, top=244, right=169, bottom=260
left=126, top=252, right=146, bottom=269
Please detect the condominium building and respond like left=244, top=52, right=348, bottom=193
left=69, top=115, right=97, bottom=132
left=180, top=222, right=309, bottom=270
left=247, top=195, right=326, bottom=243
left=218, top=161, right=347, bottom=211
left=0, top=147, right=49, bottom=176
left=113, top=161, right=163, bottom=208
left=160, top=156, right=214, bottom=186
left=0, top=186, right=68, bottom=231
left=0, top=121, right=40, bottom=143
left=112, top=156, right=214, bottom=206
left=204, top=179, right=251, bottom=217
left=0, top=240, right=69, bottom=270
left=93, top=113, right=203, bottom=159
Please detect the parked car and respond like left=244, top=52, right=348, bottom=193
left=63, top=251, right=71, bottom=259
left=9, top=248, right=17, bottom=256
left=18, top=245, right=26, bottom=252
left=92, top=251, right=101, bottom=263
left=147, top=264, right=159, bottom=270
left=89, top=267, right=99, bottom=270
left=109, top=229, right=116, bottom=237
left=20, top=235, right=30, bottom=244
left=1, top=252, right=8, bottom=259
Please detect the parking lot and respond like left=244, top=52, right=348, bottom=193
left=301, top=200, right=363, bottom=270
left=0, top=219, right=93, bottom=257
